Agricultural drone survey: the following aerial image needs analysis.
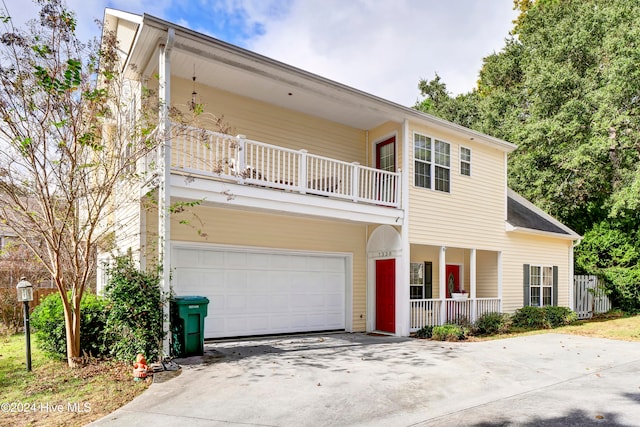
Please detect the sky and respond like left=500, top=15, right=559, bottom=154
left=2, top=0, right=518, bottom=107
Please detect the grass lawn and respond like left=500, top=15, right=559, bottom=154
left=0, top=334, right=149, bottom=427
left=471, top=312, right=640, bottom=342
left=552, top=313, right=640, bottom=341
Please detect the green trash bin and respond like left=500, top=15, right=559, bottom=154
left=171, top=296, right=209, bottom=357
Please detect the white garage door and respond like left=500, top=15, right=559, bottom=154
left=172, top=245, right=347, bottom=338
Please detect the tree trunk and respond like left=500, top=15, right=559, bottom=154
left=62, top=297, right=82, bottom=368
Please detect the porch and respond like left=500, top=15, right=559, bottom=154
left=150, top=124, right=401, bottom=208
left=409, top=297, right=502, bottom=331
left=408, top=245, right=503, bottom=332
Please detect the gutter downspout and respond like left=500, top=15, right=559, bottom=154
left=158, top=28, right=175, bottom=357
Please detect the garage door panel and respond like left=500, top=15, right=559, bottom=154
left=326, top=293, right=345, bottom=308
left=268, top=294, right=289, bottom=310
left=246, top=252, right=271, bottom=268
left=173, top=246, right=347, bottom=338
left=200, top=250, right=225, bottom=267
left=225, top=251, right=248, bottom=267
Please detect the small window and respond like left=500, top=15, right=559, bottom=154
left=410, top=262, right=424, bottom=299
left=410, top=262, right=433, bottom=299
left=460, top=147, right=471, bottom=176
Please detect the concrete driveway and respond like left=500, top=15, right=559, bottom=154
left=91, top=333, right=640, bottom=426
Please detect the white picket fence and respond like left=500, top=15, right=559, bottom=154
left=574, top=275, right=612, bottom=319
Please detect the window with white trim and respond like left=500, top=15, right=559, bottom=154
left=414, top=133, right=450, bottom=193
left=530, top=265, right=553, bottom=307
left=460, top=146, right=471, bottom=176
left=410, top=262, right=432, bottom=299
left=410, top=262, right=424, bottom=299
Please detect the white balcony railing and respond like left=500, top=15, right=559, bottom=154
left=158, top=125, right=400, bottom=207
left=409, top=297, right=502, bottom=331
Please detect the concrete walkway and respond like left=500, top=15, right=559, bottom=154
left=90, top=333, right=640, bottom=426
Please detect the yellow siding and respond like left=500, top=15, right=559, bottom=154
left=407, top=120, right=506, bottom=250
left=171, top=78, right=366, bottom=165
left=502, top=233, right=572, bottom=313
left=476, top=250, right=498, bottom=298
left=149, top=204, right=368, bottom=331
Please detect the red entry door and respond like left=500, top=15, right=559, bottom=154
left=376, top=259, right=396, bottom=333
left=445, top=264, right=460, bottom=298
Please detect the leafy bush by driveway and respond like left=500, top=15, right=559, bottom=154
left=31, top=292, right=108, bottom=359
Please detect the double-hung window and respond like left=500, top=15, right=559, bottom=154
left=410, top=262, right=433, bottom=299
left=460, top=147, right=471, bottom=176
left=524, top=264, right=557, bottom=307
left=414, top=133, right=450, bottom=193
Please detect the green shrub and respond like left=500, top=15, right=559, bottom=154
left=432, top=324, right=466, bottom=341
left=511, top=306, right=578, bottom=330
left=415, top=325, right=433, bottom=339
left=601, top=267, right=640, bottom=313
left=474, top=312, right=510, bottom=335
left=543, top=306, right=578, bottom=327
left=511, top=306, right=549, bottom=329
left=30, top=292, right=108, bottom=359
left=103, top=256, right=166, bottom=362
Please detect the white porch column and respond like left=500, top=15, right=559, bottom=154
left=439, top=246, right=446, bottom=324
left=470, top=248, right=477, bottom=321
left=399, top=118, right=411, bottom=336
left=158, top=28, right=175, bottom=357
left=497, top=251, right=503, bottom=312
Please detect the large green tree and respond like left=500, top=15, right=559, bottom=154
left=416, top=0, right=640, bottom=309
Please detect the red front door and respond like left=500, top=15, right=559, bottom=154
left=376, top=259, right=396, bottom=333
left=445, top=264, right=460, bottom=298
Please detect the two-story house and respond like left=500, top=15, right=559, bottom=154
left=102, top=9, right=580, bottom=340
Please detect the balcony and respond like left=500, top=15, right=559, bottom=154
left=148, top=125, right=401, bottom=212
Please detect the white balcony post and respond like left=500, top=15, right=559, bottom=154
left=470, top=248, right=477, bottom=322
left=299, top=149, right=308, bottom=194
left=439, top=246, right=447, bottom=324
left=397, top=168, right=402, bottom=207
left=351, top=162, right=360, bottom=202
left=236, top=134, right=246, bottom=174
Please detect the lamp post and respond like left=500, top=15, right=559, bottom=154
left=16, top=277, right=33, bottom=372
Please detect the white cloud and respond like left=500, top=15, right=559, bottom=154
left=244, top=0, right=517, bottom=105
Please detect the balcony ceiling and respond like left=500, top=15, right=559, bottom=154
left=120, top=14, right=410, bottom=130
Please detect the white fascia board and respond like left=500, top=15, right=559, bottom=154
left=505, top=222, right=579, bottom=241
